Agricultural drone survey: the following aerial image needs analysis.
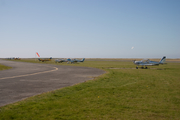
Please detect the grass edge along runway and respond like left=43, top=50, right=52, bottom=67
left=0, top=64, right=12, bottom=71
left=0, top=59, right=180, bottom=120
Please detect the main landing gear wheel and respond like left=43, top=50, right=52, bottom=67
left=136, top=66, right=148, bottom=69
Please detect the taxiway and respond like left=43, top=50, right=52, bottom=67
left=0, top=60, right=105, bottom=107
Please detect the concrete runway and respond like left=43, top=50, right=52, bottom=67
left=0, top=60, right=105, bottom=107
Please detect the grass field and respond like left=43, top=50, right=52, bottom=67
left=0, top=59, right=180, bottom=119
left=0, top=64, right=12, bottom=71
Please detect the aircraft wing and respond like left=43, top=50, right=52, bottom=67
left=138, top=63, right=159, bottom=66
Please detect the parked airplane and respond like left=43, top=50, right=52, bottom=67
left=14, top=57, right=21, bottom=60
left=6, top=57, right=21, bottom=60
left=38, top=57, right=52, bottom=62
left=67, top=58, right=85, bottom=64
left=133, top=56, right=166, bottom=69
left=55, top=59, right=67, bottom=63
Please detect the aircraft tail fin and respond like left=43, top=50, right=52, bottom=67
left=159, top=56, right=166, bottom=64
left=81, top=58, right=85, bottom=62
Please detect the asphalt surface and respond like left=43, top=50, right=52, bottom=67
left=0, top=60, right=105, bottom=107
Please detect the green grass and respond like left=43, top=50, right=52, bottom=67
left=0, top=64, right=12, bottom=71
left=0, top=59, right=180, bottom=119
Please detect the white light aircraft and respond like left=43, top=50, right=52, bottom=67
left=55, top=59, right=68, bottom=63
left=133, top=56, right=166, bottom=69
left=67, top=58, right=85, bottom=64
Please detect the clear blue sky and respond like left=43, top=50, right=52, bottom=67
left=0, top=0, right=180, bottom=58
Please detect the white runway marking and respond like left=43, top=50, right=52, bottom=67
left=0, top=67, right=58, bottom=80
